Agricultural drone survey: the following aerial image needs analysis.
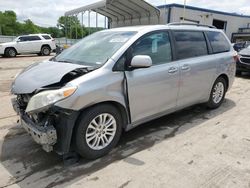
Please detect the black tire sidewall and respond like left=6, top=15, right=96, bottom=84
left=41, top=46, right=50, bottom=56
left=6, top=48, right=16, bottom=57
left=207, top=77, right=226, bottom=109
left=75, top=104, right=123, bottom=159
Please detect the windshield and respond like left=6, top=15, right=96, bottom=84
left=55, top=31, right=137, bottom=66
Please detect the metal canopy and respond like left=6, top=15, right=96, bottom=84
left=65, top=0, right=161, bottom=28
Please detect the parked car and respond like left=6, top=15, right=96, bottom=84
left=233, top=41, right=250, bottom=52
left=236, top=45, right=250, bottom=75
left=0, top=34, right=56, bottom=57
left=11, top=24, right=236, bottom=159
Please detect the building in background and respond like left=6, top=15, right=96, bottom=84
left=159, top=4, right=250, bottom=42
left=65, top=0, right=250, bottom=42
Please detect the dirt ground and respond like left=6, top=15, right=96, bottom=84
left=0, top=55, right=250, bottom=188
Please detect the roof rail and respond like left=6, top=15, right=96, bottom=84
left=167, top=22, right=216, bottom=29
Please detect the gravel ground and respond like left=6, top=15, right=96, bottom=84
left=0, top=55, right=250, bottom=188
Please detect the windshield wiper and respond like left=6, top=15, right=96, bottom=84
left=56, top=60, right=73, bottom=64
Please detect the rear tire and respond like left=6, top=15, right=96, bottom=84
left=206, top=77, right=226, bottom=109
left=41, top=46, right=51, bottom=56
left=75, top=104, right=123, bottom=159
left=5, top=48, right=17, bottom=57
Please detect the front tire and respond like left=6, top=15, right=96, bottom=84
left=206, top=77, right=226, bottom=109
left=5, top=48, right=17, bottom=57
left=75, top=104, right=123, bottom=159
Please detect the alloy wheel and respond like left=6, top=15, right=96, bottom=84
left=85, top=113, right=117, bottom=150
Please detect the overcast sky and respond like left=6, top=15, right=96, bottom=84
left=0, top=0, right=250, bottom=27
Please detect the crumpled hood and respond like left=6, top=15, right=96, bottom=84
left=239, top=48, right=250, bottom=56
left=11, top=60, right=88, bottom=94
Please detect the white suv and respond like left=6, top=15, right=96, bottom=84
left=0, top=34, right=56, bottom=57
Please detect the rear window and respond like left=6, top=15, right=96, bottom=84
left=206, top=31, right=230, bottom=53
left=173, top=31, right=208, bottom=59
left=42, top=35, right=52, bottom=40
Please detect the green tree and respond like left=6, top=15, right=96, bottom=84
left=38, top=26, right=63, bottom=38
left=0, top=10, right=18, bottom=35
left=57, top=15, right=87, bottom=39
left=0, top=10, right=102, bottom=38
left=22, top=19, right=40, bottom=34
left=48, top=27, right=63, bottom=38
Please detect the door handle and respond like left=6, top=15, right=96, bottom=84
left=181, top=64, right=190, bottom=71
left=168, top=67, right=178, bottom=73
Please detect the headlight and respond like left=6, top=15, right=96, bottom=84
left=26, top=86, right=77, bottom=113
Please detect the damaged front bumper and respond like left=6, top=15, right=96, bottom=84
left=21, top=113, right=57, bottom=152
left=11, top=97, right=79, bottom=155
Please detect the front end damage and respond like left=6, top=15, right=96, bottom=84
left=12, top=92, right=79, bottom=155
left=11, top=61, right=92, bottom=155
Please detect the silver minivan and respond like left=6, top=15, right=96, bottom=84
left=11, top=24, right=236, bottom=159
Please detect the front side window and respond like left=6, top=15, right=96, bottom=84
left=18, top=36, right=28, bottom=42
left=206, top=31, right=230, bottom=53
left=131, top=31, right=172, bottom=65
left=55, top=31, right=137, bottom=67
left=173, top=31, right=208, bottom=59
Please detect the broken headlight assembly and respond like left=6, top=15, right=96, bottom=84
left=26, top=86, right=77, bottom=113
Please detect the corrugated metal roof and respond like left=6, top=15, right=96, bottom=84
left=65, top=0, right=161, bottom=27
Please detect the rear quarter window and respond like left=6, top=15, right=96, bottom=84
left=42, top=35, right=52, bottom=40
left=173, top=31, right=208, bottom=60
left=206, top=31, right=230, bottom=53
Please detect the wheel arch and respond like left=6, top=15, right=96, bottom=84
left=4, top=47, right=18, bottom=54
left=41, top=44, right=51, bottom=50
left=55, top=100, right=129, bottom=155
left=76, top=100, right=129, bottom=130
left=217, top=73, right=229, bottom=91
left=65, top=100, right=129, bottom=155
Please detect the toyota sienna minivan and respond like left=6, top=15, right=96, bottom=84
left=11, top=24, right=236, bottom=159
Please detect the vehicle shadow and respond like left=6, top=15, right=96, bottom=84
left=0, top=99, right=236, bottom=188
left=236, top=72, right=250, bottom=79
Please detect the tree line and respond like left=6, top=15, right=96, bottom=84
left=0, top=10, right=103, bottom=39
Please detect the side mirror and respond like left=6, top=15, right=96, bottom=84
left=130, top=55, right=152, bottom=68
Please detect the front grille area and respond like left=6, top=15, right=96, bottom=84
left=16, top=94, right=32, bottom=110
left=240, top=57, right=250, bottom=64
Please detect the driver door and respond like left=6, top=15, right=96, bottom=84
left=125, top=31, right=180, bottom=124
left=16, top=36, right=33, bottom=53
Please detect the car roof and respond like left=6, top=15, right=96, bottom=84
left=28, top=33, right=51, bottom=36
left=102, top=24, right=220, bottom=33
left=18, top=34, right=52, bottom=38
